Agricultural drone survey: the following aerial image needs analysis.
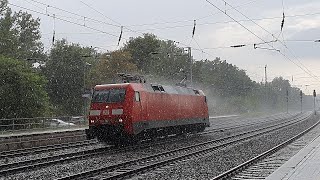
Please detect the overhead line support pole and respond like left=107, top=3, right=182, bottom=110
left=187, top=47, right=193, bottom=87
left=286, top=89, right=289, bottom=114
left=313, top=90, right=317, bottom=115
left=300, top=90, right=303, bottom=113
left=264, top=65, right=267, bottom=87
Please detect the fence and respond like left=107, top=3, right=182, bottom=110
left=0, top=116, right=87, bottom=134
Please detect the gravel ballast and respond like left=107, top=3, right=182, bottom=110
left=2, top=113, right=313, bottom=180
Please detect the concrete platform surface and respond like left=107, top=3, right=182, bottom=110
left=266, top=133, right=320, bottom=180
left=0, top=127, right=86, bottom=139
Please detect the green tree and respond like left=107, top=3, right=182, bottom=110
left=123, top=33, right=160, bottom=73
left=0, top=0, right=43, bottom=60
left=266, top=77, right=303, bottom=111
left=195, top=58, right=254, bottom=97
left=123, top=35, right=190, bottom=83
left=44, top=39, right=95, bottom=115
left=149, top=40, right=190, bottom=81
left=89, top=50, right=138, bottom=86
left=0, top=56, right=49, bottom=119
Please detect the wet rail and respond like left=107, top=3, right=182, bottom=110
left=55, top=113, right=312, bottom=179
left=0, top=113, right=307, bottom=178
left=0, top=113, right=291, bottom=159
left=211, top=114, right=319, bottom=180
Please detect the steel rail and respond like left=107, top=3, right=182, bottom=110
left=0, top=113, right=293, bottom=158
left=211, top=115, right=320, bottom=180
left=207, top=113, right=300, bottom=133
left=0, top=113, right=292, bottom=163
left=0, top=139, right=98, bottom=159
left=0, top=131, right=85, bottom=146
left=56, top=113, right=312, bottom=180
left=0, top=113, right=308, bottom=176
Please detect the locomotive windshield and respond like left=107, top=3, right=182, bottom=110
left=91, top=89, right=126, bottom=103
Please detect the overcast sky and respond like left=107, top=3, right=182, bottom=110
left=8, top=0, right=320, bottom=95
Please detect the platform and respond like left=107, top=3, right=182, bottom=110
left=0, top=126, right=86, bottom=139
left=266, top=132, right=320, bottom=180
left=0, top=127, right=87, bottom=151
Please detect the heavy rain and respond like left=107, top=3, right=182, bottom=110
left=1, top=0, right=320, bottom=179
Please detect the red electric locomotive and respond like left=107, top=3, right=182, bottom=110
left=85, top=77, right=209, bottom=143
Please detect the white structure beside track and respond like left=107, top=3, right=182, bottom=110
left=266, top=132, right=320, bottom=180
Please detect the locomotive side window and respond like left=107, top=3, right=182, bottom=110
left=135, top=91, right=140, bottom=102
left=92, top=89, right=126, bottom=103
left=151, top=84, right=165, bottom=92
left=158, top=86, right=165, bottom=92
left=151, top=85, right=160, bottom=91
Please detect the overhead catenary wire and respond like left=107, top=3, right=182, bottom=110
left=10, top=1, right=212, bottom=60
left=73, top=0, right=155, bottom=39
left=220, top=0, right=320, bottom=82
left=8, top=2, right=121, bottom=39
left=125, top=0, right=261, bottom=27
left=209, top=0, right=320, bottom=83
left=124, top=11, right=320, bottom=33
left=192, top=38, right=210, bottom=60
left=18, top=0, right=320, bottom=50
left=205, top=0, right=272, bottom=47
left=205, top=0, right=320, bottom=84
left=8, top=0, right=320, bottom=95
left=80, top=3, right=213, bottom=58
left=79, top=1, right=121, bottom=26
left=274, top=1, right=319, bottom=83
left=71, top=0, right=195, bottom=50
left=22, top=0, right=266, bottom=45
left=25, top=0, right=313, bottom=36
left=26, top=0, right=121, bottom=28
left=11, top=0, right=319, bottom=81
left=14, top=0, right=320, bottom=36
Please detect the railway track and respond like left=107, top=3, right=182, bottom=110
left=0, top=113, right=293, bottom=160
left=0, top=113, right=293, bottom=161
left=0, top=113, right=307, bottom=178
left=210, top=113, right=288, bottom=129
left=54, top=112, right=312, bottom=179
left=207, top=113, right=299, bottom=133
left=0, top=130, right=86, bottom=152
left=211, top=114, right=320, bottom=180
left=0, top=139, right=98, bottom=159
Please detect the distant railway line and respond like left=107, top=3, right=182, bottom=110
left=0, top=112, right=314, bottom=179
left=212, top=115, right=319, bottom=180
left=0, top=113, right=289, bottom=160
left=54, top=113, right=312, bottom=179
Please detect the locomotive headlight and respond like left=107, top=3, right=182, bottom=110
left=90, top=120, right=94, bottom=123
left=118, top=118, right=123, bottom=123
left=105, top=105, right=109, bottom=108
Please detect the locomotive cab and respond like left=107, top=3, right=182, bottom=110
left=86, top=83, right=134, bottom=142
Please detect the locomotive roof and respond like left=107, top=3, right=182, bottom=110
left=94, top=83, right=205, bottom=96
left=95, top=83, right=130, bottom=90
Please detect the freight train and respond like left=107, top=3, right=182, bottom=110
left=85, top=76, right=209, bottom=143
